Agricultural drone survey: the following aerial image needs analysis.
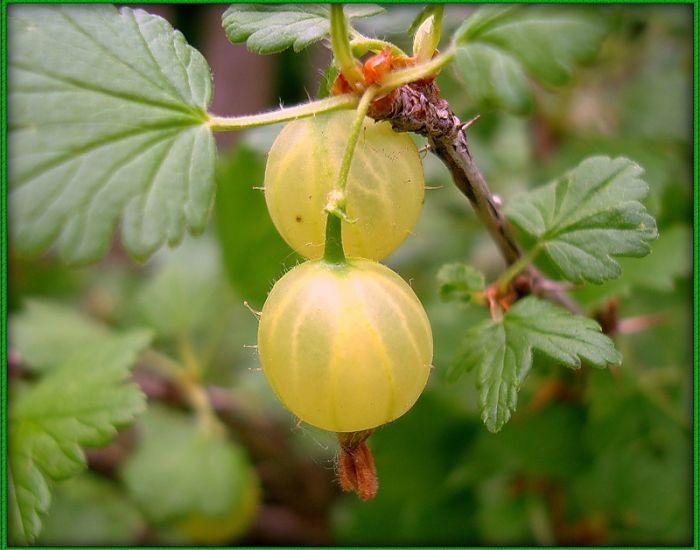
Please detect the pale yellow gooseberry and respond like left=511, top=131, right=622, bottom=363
left=264, top=110, right=425, bottom=260
left=257, top=258, right=433, bottom=432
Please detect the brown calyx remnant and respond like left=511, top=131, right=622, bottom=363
left=336, top=430, right=377, bottom=500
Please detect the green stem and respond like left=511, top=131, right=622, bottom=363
left=207, top=94, right=357, bottom=131
left=323, top=212, right=346, bottom=264
left=496, top=245, right=541, bottom=292
left=142, top=349, right=222, bottom=434
left=323, top=88, right=376, bottom=263
left=178, top=331, right=203, bottom=378
left=336, top=88, right=376, bottom=192
left=207, top=44, right=457, bottom=134
left=331, top=4, right=363, bottom=88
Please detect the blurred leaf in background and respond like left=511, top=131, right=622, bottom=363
left=215, top=146, right=299, bottom=308
left=38, top=475, right=145, bottom=546
left=120, top=406, right=260, bottom=544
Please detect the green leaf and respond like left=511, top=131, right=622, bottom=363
left=135, top=235, right=234, bottom=338
left=437, top=262, right=485, bottom=303
left=11, top=300, right=145, bottom=373
left=38, top=474, right=145, bottom=546
left=506, top=156, right=658, bottom=284
left=222, top=4, right=384, bottom=55
left=453, top=7, right=608, bottom=114
left=449, top=296, right=620, bottom=432
left=454, top=43, right=531, bottom=114
left=573, top=224, right=691, bottom=306
left=408, top=4, right=443, bottom=34
left=215, top=147, right=299, bottom=307
left=9, top=5, right=215, bottom=264
left=120, top=406, right=257, bottom=523
left=9, top=331, right=151, bottom=544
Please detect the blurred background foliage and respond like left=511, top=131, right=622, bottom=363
left=8, top=4, right=692, bottom=546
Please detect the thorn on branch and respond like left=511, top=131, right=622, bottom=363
left=460, top=114, right=481, bottom=133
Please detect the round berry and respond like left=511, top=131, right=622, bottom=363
left=264, top=111, right=425, bottom=260
left=257, top=258, right=433, bottom=432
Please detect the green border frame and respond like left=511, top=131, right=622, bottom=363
left=0, top=1, right=697, bottom=549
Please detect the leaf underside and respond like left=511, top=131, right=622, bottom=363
left=8, top=5, right=215, bottom=264
left=8, top=331, right=151, bottom=544
left=506, top=156, right=658, bottom=284
left=449, top=297, right=620, bottom=433
left=453, top=6, right=609, bottom=114
left=221, top=4, right=384, bottom=54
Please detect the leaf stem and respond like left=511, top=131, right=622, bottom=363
left=207, top=94, right=357, bottom=131
left=142, top=348, right=222, bottom=434
left=178, top=331, right=203, bottom=378
left=336, top=88, right=376, bottom=193
left=330, top=4, right=364, bottom=89
left=496, top=245, right=541, bottom=292
left=323, top=88, right=376, bottom=263
left=208, top=44, right=454, bottom=134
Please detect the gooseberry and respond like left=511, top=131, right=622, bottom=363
left=264, top=111, right=425, bottom=261
left=257, top=258, right=433, bottom=433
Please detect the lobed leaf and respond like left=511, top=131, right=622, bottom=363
left=222, top=4, right=384, bottom=54
left=8, top=332, right=151, bottom=544
left=449, top=296, right=620, bottom=432
left=11, top=300, right=146, bottom=373
left=9, top=5, right=215, bottom=264
left=573, top=224, right=691, bottom=305
left=453, top=6, right=608, bottom=114
left=506, top=156, right=658, bottom=284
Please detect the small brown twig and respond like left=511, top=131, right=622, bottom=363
left=369, top=81, right=522, bottom=265
left=368, top=80, right=581, bottom=314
